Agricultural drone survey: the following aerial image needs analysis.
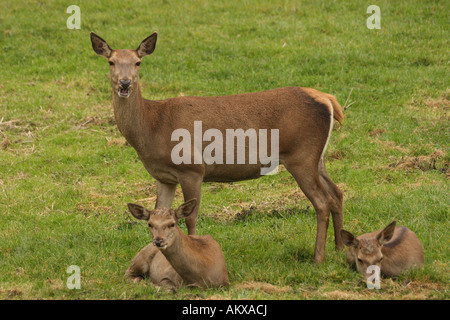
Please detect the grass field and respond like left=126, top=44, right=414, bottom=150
left=0, top=0, right=448, bottom=300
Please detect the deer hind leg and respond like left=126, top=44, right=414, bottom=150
left=159, top=278, right=179, bottom=293
left=125, top=260, right=148, bottom=282
left=284, top=161, right=333, bottom=263
left=125, top=244, right=158, bottom=282
left=318, top=158, right=344, bottom=251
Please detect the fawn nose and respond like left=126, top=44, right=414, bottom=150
left=154, top=238, right=163, bottom=247
left=119, top=80, right=131, bottom=89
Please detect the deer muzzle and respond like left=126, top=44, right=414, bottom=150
left=118, top=80, right=131, bottom=98
left=153, top=238, right=167, bottom=250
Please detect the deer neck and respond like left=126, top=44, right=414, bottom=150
left=112, top=83, right=147, bottom=149
left=162, top=228, right=200, bottom=281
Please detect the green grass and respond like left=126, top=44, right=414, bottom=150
left=0, top=0, right=448, bottom=299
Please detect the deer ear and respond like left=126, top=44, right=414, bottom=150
left=90, top=32, right=112, bottom=58
left=340, top=229, right=359, bottom=248
left=127, top=203, right=150, bottom=220
left=174, top=199, right=197, bottom=220
left=136, top=32, right=157, bottom=58
left=377, top=221, right=396, bottom=245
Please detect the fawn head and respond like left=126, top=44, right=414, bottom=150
left=340, top=221, right=396, bottom=278
left=90, top=32, right=157, bottom=98
left=128, top=199, right=197, bottom=250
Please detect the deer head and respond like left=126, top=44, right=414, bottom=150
left=340, top=221, right=396, bottom=278
left=128, top=199, right=197, bottom=250
left=90, top=32, right=157, bottom=98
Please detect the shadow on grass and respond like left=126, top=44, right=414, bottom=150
left=282, top=246, right=315, bottom=263
left=232, top=205, right=314, bottom=222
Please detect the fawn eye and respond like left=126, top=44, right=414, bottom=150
left=136, top=62, right=141, bottom=66
left=169, top=223, right=175, bottom=228
left=108, top=61, right=114, bottom=66
left=148, top=223, right=152, bottom=228
left=357, top=259, right=363, bottom=264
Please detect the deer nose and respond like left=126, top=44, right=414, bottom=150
left=119, top=80, right=131, bottom=89
left=154, top=238, right=163, bottom=247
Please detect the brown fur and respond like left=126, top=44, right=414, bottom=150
left=340, top=221, right=424, bottom=278
left=91, top=32, right=345, bottom=262
left=125, top=200, right=229, bottom=289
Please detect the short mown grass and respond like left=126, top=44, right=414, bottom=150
left=0, top=0, right=448, bottom=299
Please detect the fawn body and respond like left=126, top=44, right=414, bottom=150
left=126, top=199, right=229, bottom=289
left=340, top=221, right=424, bottom=278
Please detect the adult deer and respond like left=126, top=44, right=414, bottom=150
left=90, top=32, right=345, bottom=262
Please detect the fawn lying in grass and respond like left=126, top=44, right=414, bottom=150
left=340, top=221, right=424, bottom=279
left=125, top=199, right=229, bottom=290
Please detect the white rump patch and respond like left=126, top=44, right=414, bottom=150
left=320, top=100, right=334, bottom=163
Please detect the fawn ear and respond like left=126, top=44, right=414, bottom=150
left=136, top=32, right=157, bottom=58
left=90, top=32, right=112, bottom=58
left=340, top=229, right=359, bottom=247
left=127, top=203, right=150, bottom=220
left=174, top=199, right=197, bottom=220
left=377, top=221, right=396, bottom=245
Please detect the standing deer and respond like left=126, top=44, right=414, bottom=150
left=125, top=199, right=229, bottom=289
left=340, top=221, right=424, bottom=278
left=90, top=32, right=345, bottom=262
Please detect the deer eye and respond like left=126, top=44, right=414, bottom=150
left=108, top=61, right=114, bottom=66
left=169, top=223, right=175, bottom=228
left=148, top=223, right=153, bottom=228
left=136, top=62, right=141, bottom=66
left=357, top=259, right=363, bottom=264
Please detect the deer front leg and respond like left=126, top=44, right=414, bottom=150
left=178, top=173, right=203, bottom=235
left=155, top=181, right=177, bottom=208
